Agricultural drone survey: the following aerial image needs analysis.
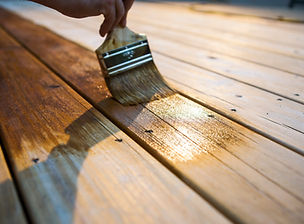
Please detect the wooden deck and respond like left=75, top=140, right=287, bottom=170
left=0, top=1, right=303, bottom=223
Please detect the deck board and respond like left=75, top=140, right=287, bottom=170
left=0, top=27, right=226, bottom=224
left=1, top=8, right=303, bottom=223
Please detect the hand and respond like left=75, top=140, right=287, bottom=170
left=32, top=0, right=135, bottom=37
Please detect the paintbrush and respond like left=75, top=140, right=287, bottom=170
left=95, top=27, right=175, bottom=105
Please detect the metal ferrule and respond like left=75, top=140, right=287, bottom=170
left=98, top=39, right=153, bottom=77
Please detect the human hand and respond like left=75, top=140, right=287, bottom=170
left=32, top=0, right=135, bottom=36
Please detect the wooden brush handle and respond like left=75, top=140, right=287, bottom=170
left=96, top=27, right=146, bottom=54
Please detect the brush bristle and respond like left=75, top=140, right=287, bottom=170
left=105, top=61, right=175, bottom=105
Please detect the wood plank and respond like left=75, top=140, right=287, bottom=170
left=3, top=7, right=303, bottom=153
left=2, top=8, right=304, bottom=224
left=0, top=28, right=227, bottom=224
left=0, top=145, right=27, bottom=224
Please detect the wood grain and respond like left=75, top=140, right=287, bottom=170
left=0, top=145, right=27, bottom=224
left=0, top=28, right=228, bottom=224
left=2, top=8, right=303, bottom=224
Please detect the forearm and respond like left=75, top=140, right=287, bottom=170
left=30, top=0, right=101, bottom=18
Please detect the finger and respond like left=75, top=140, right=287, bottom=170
left=119, top=0, right=134, bottom=27
left=114, top=0, right=125, bottom=28
left=99, top=7, right=116, bottom=37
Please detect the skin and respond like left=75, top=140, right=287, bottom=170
left=32, top=0, right=135, bottom=36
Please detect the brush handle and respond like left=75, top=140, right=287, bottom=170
left=96, top=27, right=146, bottom=54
